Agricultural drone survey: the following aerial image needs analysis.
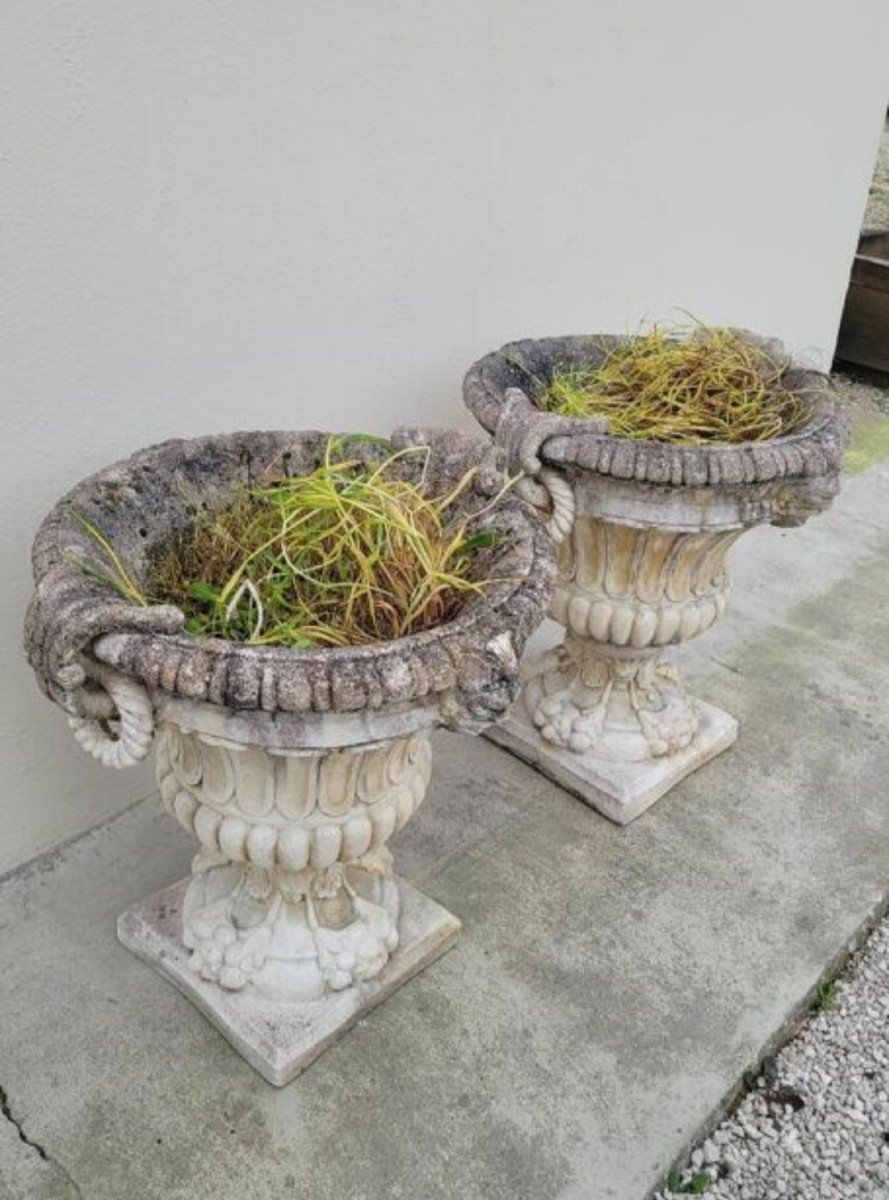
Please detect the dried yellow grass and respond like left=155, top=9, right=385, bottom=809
left=539, top=325, right=809, bottom=444
left=71, top=437, right=502, bottom=649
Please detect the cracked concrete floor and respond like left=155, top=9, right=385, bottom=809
left=1, top=402, right=888, bottom=1200
left=0, top=1086, right=81, bottom=1198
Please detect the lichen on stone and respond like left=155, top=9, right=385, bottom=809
left=24, top=428, right=555, bottom=728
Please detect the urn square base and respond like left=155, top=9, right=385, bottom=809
left=486, top=700, right=738, bottom=825
left=118, top=876, right=461, bottom=1087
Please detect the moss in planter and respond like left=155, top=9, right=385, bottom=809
left=70, top=438, right=501, bottom=649
left=538, top=324, right=810, bottom=444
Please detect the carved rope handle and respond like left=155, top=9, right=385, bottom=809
left=515, top=469, right=574, bottom=545
left=68, top=663, right=155, bottom=769
left=489, top=387, right=579, bottom=546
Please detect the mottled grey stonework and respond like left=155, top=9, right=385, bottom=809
left=24, top=427, right=555, bottom=732
left=22, top=428, right=556, bottom=1080
left=463, top=331, right=845, bottom=497
left=462, top=331, right=846, bottom=823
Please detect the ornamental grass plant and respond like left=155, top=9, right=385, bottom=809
left=538, top=324, right=810, bottom=444
left=69, top=437, right=500, bottom=649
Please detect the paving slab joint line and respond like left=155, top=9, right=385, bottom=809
left=707, top=654, right=743, bottom=678
left=0, top=1081, right=84, bottom=1198
left=645, top=886, right=889, bottom=1200
left=0, top=786, right=160, bottom=888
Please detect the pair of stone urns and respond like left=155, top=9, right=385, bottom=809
left=25, top=331, right=844, bottom=1084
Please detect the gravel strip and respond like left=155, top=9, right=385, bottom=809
left=865, top=116, right=888, bottom=230
left=656, top=915, right=889, bottom=1199
left=834, top=373, right=889, bottom=418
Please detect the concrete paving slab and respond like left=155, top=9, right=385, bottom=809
left=1, top=458, right=888, bottom=1200
left=118, top=876, right=461, bottom=1087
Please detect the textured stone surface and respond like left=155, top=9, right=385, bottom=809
left=463, top=331, right=845, bottom=494
left=24, top=427, right=555, bottom=729
left=463, top=332, right=845, bottom=818
left=119, top=875, right=461, bottom=1087
left=21, top=424, right=557, bottom=1091
left=486, top=698, right=737, bottom=825
left=20, top=425, right=556, bottom=1089
left=1, top=455, right=888, bottom=1200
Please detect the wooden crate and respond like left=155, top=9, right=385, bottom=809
left=835, top=231, right=889, bottom=375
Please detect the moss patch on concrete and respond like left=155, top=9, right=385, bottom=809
left=843, top=414, right=889, bottom=476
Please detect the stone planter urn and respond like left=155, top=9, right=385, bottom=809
left=464, top=333, right=844, bottom=824
left=24, top=428, right=553, bottom=1084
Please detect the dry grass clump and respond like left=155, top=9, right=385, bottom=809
left=538, top=325, right=810, bottom=444
left=69, top=438, right=501, bottom=649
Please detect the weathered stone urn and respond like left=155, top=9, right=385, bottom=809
left=24, top=428, right=554, bottom=1083
left=464, top=333, right=844, bottom=824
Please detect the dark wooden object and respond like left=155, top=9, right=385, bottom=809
left=835, top=231, right=889, bottom=375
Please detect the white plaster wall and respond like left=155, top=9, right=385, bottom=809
left=2, top=0, right=887, bottom=875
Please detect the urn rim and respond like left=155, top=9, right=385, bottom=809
left=25, top=427, right=555, bottom=727
left=463, top=330, right=845, bottom=489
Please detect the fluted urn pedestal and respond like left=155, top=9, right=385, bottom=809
left=486, top=480, right=742, bottom=823
left=24, top=428, right=554, bottom=1084
left=116, top=694, right=457, bottom=1084
left=464, top=333, right=844, bottom=824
